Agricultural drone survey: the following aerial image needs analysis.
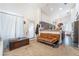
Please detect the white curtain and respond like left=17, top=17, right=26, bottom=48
left=1, top=13, right=16, bottom=39
left=0, top=12, right=24, bottom=49
left=0, top=13, right=3, bottom=56
left=0, top=13, right=16, bottom=48
left=0, top=13, right=2, bottom=37
left=15, top=17, right=24, bottom=38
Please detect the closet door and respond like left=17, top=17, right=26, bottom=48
left=15, top=17, right=24, bottom=38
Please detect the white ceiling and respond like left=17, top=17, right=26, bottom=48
left=0, top=3, right=46, bottom=10
left=41, top=3, right=76, bottom=19
left=0, top=3, right=47, bottom=16
left=0, top=3, right=76, bottom=19
left=42, top=3, right=75, bottom=15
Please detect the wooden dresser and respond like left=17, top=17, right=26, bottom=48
left=9, top=38, right=29, bottom=51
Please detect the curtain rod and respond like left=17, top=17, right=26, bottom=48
left=0, top=10, right=24, bottom=18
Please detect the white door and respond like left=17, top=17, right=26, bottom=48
left=27, top=21, right=35, bottom=39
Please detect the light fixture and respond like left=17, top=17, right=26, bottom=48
left=66, top=10, right=70, bottom=13
left=50, top=8, right=53, bottom=11
left=59, top=8, right=63, bottom=10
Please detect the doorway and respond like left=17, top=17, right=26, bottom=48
left=27, top=21, right=35, bottom=39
